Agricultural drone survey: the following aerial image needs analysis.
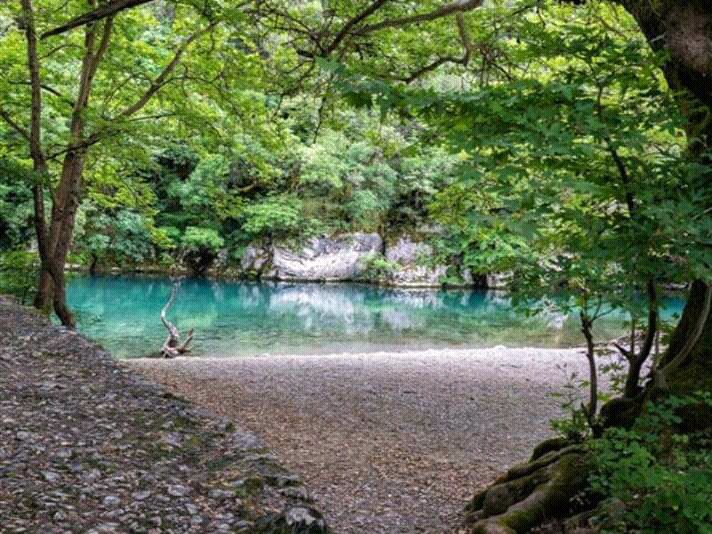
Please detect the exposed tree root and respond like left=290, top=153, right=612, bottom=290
left=465, top=442, right=592, bottom=534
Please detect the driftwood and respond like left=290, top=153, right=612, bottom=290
left=160, top=281, right=193, bottom=358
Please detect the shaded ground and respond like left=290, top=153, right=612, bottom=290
left=0, top=297, right=325, bottom=533
left=132, top=347, right=588, bottom=533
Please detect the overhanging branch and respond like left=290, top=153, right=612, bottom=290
left=356, top=0, right=483, bottom=35
left=41, top=0, right=154, bottom=38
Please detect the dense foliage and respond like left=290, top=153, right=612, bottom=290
left=590, top=395, right=712, bottom=533
left=0, top=0, right=710, bottom=530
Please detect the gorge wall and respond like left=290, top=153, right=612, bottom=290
left=231, top=233, right=500, bottom=289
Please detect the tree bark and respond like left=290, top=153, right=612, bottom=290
left=33, top=268, right=53, bottom=309
left=657, top=281, right=712, bottom=397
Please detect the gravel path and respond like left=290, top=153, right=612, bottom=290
left=131, top=347, right=589, bottom=533
left=1, top=297, right=326, bottom=533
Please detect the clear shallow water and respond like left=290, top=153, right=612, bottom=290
left=66, top=275, right=685, bottom=359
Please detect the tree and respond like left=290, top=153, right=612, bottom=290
left=7, top=1, right=710, bottom=527
left=316, top=1, right=710, bottom=530
left=0, top=1, right=241, bottom=325
left=6, top=0, right=486, bottom=326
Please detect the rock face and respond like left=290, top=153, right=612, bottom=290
left=384, top=236, right=448, bottom=287
left=238, top=233, right=498, bottom=288
left=271, top=233, right=383, bottom=281
left=486, top=273, right=511, bottom=290
left=240, top=234, right=383, bottom=282
left=240, top=244, right=272, bottom=276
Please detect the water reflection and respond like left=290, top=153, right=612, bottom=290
left=66, top=275, right=685, bottom=359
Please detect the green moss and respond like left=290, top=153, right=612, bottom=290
left=530, top=437, right=571, bottom=462
left=499, top=502, right=546, bottom=532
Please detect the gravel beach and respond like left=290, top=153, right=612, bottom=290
left=130, top=347, right=590, bottom=533
left=1, top=297, right=327, bottom=533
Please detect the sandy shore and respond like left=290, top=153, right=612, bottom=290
left=129, top=347, right=588, bottom=533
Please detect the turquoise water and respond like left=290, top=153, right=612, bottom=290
left=66, top=275, right=685, bottom=359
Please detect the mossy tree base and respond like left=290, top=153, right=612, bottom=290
left=465, top=440, right=593, bottom=533
left=465, top=281, right=712, bottom=533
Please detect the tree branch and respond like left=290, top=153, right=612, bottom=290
left=323, top=0, right=391, bottom=55
left=356, top=0, right=483, bottom=35
left=114, top=22, right=218, bottom=120
left=0, top=108, right=31, bottom=142
left=41, top=0, right=154, bottom=38
left=401, top=13, right=474, bottom=83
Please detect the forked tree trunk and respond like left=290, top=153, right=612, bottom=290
left=160, top=281, right=194, bottom=358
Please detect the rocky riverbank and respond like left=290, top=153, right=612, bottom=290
left=0, top=297, right=326, bottom=533
left=131, top=347, right=590, bottom=533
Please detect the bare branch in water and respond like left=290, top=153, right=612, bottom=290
left=160, top=280, right=194, bottom=358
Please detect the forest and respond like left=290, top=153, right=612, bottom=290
left=1, top=0, right=711, bottom=533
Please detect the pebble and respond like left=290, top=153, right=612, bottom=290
left=131, top=340, right=589, bottom=532
left=103, top=496, right=121, bottom=507
left=167, top=485, right=189, bottom=497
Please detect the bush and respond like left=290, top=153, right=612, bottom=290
left=242, top=196, right=303, bottom=241
left=589, top=394, right=712, bottom=533
left=360, top=253, right=400, bottom=281
left=181, top=226, right=225, bottom=275
left=0, top=251, right=39, bottom=305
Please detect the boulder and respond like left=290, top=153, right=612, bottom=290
left=486, top=273, right=512, bottom=289
left=253, top=506, right=328, bottom=533
left=240, top=244, right=272, bottom=275
left=270, top=233, right=382, bottom=282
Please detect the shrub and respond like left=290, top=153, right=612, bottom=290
left=589, top=394, right=712, bottom=533
left=242, top=196, right=303, bottom=241
left=0, top=251, right=39, bottom=305
left=181, top=226, right=225, bottom=275
left=361, top=253, right=400, bottom=281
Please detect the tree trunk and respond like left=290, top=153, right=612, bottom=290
left=46, top=151, right=86, bottom=328
left=89, top=253, right=98, bottom=275
left=619, top=0, right=712, bottom=398
left=33, top=267, right=53, bottom=309
left=49, top=257, right=74, bottom=327
left=657, top=281, right=712, bottom=397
